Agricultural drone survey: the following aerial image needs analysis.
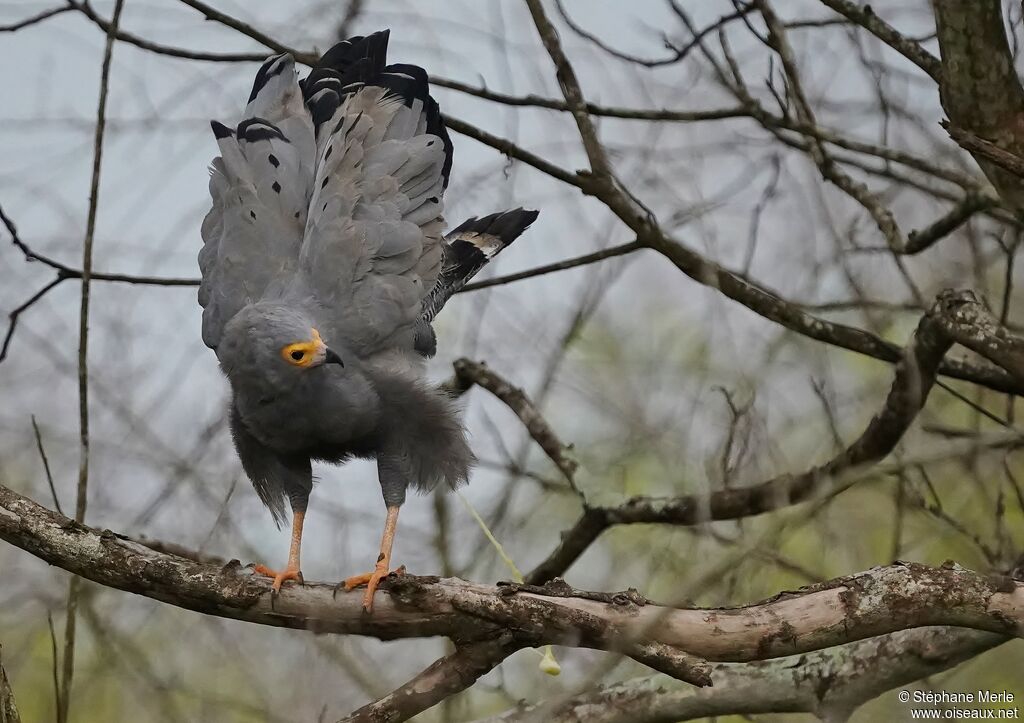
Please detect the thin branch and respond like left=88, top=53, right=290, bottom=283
left=443, top=114, right=584, bottom=189
left=554, top=0, right=752, bottom=68
left=524, top=0, right=614, bottom=180
left=452, top=359, right=581, bottom=496
left=817, top=0, right=942, bottom=82
left=0, top=277, right=66, bottom=364
left=2, top=202, right=197, bottom=285
left=339, top=639, right=520, bottom=723
left=0, top=5, right=71, bottom=32
left=61, top=3, right=124, bottom=720
left=525, top=290, right=972, bottom=582
left=173, top=0, right=308, bottom=61
left=0, top=204, right=197, bottom=364
left=759, top=0, right=909, bottom=262
left=904, top=193, right=996, bottom=254
left=30, top=416, right=63, bottom=517
left=457, top=241, right=643, bottom=293
left=45, top=615, right=60, bottom=721
left=67, top=0, right=278, bottom=63
left=335, top=0, right=365, bottom=41
left=945, top=124, right=1024, bottom=180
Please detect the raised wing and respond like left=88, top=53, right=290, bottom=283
left=297, top=31, right=454, bottom=356
left=199, top=54, right=315, bottom=349
left=200, top=31, right=452, bottom=356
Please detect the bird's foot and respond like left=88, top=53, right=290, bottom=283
left=253, top=563, right=303, bottom=593
left=337, top=563, right=406, bottom=612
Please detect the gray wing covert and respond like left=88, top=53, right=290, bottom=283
left=297, top=31, right=453, bottom=355
left=200, top=54, right=315, bottom=350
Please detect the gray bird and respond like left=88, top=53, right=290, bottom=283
left=200, top=30, right=538, bottom=610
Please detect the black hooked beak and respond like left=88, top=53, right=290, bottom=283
left=324, top=347, right=344, bottom=367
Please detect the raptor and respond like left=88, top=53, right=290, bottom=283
left=200, top=30, right=538, bottom=611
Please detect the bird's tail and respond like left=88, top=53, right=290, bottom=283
left=421, top=208, right=539, bottom=323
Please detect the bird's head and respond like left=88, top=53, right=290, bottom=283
left=216, top=303, right=345, bottom=390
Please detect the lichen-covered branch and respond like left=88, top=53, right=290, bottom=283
left=2, top=484, right=1022, bottom=666
left=928, top=289, right=1024, bottom=384
left=478, top=627, right=1008, bottom=723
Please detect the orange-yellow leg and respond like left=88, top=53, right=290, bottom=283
left=342, top=505, right=402, bottom=612
left=254, top=509, right=305, bottom=593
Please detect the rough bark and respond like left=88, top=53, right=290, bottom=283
left=478, top=627, right=1008, bottom=723
left=1, top=483, right=1022, bottom=667
left=0, top=646, right=20, bottom=723
left=933, top=0, right=1024, bottom=207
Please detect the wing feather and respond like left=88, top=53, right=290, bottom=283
left=199, top=55, right=314, bottom=349
left=297, top=32, right=452, bottom=354
left=200, top=31, right=455, bottom=355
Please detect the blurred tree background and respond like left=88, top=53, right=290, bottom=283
left=1, top=1, right=1024, bottom=721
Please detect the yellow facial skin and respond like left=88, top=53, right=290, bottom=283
left=281, top=328, right=326, bottom=368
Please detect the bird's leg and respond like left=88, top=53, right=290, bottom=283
left=253, top=509, right=305, bottom=592
left=342, top=505, right=403, bottom=611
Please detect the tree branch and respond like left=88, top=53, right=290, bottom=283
left=525, top=290, right=987, bottom=582
left=452, top=358, right=580, bottom=494
left=3, top=484, right=1024, bottom=655
left=928, top=290, right=1024, bottom=384
left=3, top=484, right=1024, bottom=717
left=478, top=627, right=1008, bottom=723
left=0, top=645, right=20, bottom=723
left=933, top=0, right=1024, bottom=207
left=0, top=5, right=71, bottom=32
left=817, top=0, right=942, bottom=82
left=339, top=638, right=521, bottom=723
left=524, top=0, right=613, bottom=180
left=945, top=124, right=1024, bottom=181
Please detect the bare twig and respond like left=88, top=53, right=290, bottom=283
left=945, top=124, right=1024, bottom=180
left=60, top=3, right=124, bottom=720
left=526, top=291, right=976, bottom=582
left=904, top=193, right=996, bottom=254
left=30, top=416, right=63, bottom=517
left=0, top=203, right=198, bottom=364
left=0, top=5, right=71, bottom=32
left=452, top=359, right=581, bottom=495
left=817, top=0, right=942, bottom=81
left=339, top=639, right=521, bottom=723
left=524, top=0, right=615, bottom=181
left=458, top=241, right=643, bottom=293
left=0, top=277, right=66, bottom=364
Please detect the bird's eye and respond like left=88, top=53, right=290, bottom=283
left=282, top=341, right=316, bottom=366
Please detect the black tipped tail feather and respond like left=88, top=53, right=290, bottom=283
left=424, top=208, right=538, bottom=322
left=414, top=208, right=539, bottom=357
